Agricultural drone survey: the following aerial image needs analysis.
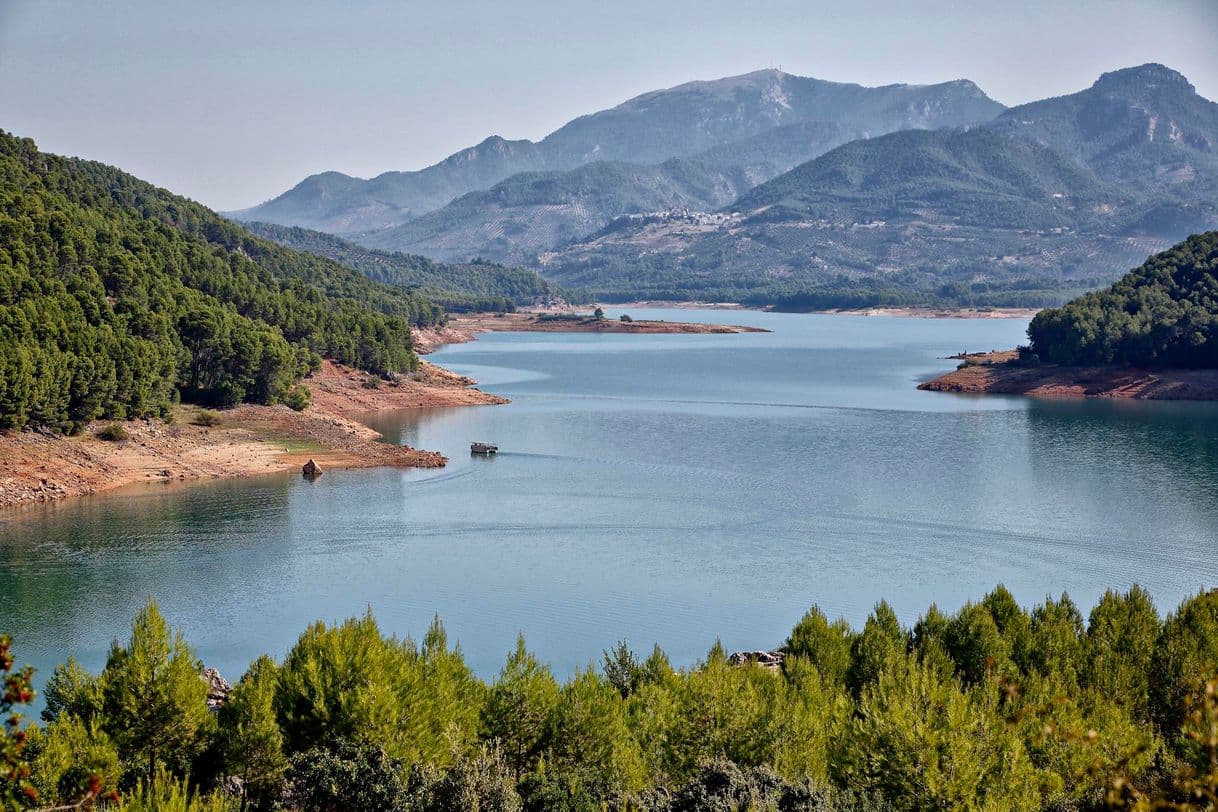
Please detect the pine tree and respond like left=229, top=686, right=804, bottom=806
left=783, top=606, right=854, bottom=687
left=218, top=656, right=286, bottom=812
left=1151, top=589, right=1218, bottom=738
left=99, top=599, right=211, bottom=781
left=1084, top=585, right=1159, bottom=721
left=480, top=635, right=559, bottom=780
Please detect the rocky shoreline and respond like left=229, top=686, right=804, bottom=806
left=0, top=359, right=506, bottom=511
left=0, top=310, right=769, bottom=511
left=918, top=350, right=1218, bottom=400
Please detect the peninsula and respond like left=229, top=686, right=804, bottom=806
left=919, top=233, right=1218, bottom=402
left=413, top=311, right=768, bottom=353
left=918, top=350, right=1218, bottom=400
left=0, top=360, right=506, bottom=510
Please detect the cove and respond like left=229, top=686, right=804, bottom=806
left=3, top=309, right=1217, bottom=697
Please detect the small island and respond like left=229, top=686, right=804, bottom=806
left=920, top=232, right=1218, bottom=401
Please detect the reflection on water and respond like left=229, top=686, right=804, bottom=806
left=2, top=310, right=1216, bottom=700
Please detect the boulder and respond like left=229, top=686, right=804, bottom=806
left=728, top=649, right=785, bottom=671
left=302, top=459, right=322, bottom=477
left=201, top=667, right=231, bottom=710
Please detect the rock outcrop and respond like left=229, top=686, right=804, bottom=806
left=202, top=667, right=231, bottom=710
left=728, top=649, right=785, bottom=671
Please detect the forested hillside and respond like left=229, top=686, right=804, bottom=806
left=1028, top=231, right=1218, bottom=366
left=0, top=131, right=443, bottom=431
left=5, top=585, right=1217, bottom=810
left=731, top=128, right=1120, bottom=230
left=241, top=222, right=575, bottom=311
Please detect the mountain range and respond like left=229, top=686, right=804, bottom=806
left=537, top=64, right=1218, bottom=305
left=234, top=64, right=1218, bottom=307
left=230, top=69, right=1003, bottom=236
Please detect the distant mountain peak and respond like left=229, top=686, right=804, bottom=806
left=944, top=78, right=990, bottom=95
left=1092, top=63, right=1195, bottom=96
left=233, top=68, right=1004, bottom=233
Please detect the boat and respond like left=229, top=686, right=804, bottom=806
left=470, top=442, right=498, bottom=455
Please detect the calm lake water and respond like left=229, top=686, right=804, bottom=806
left=3, top=308, right=1218, bottom=693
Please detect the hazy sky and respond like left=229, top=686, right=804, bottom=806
left=2, top=0, right=1215, bottom=210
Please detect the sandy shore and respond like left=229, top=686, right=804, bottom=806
left=414, top=311, right=767, bottom=353
left=918, top=350, right=1218, bottom=400
left=0, top=360, right=507, bottom=510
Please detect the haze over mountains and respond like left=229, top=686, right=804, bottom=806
left=231, top=70, right=1003, bottom=236
left=233, top=64, right=1218, bottom=307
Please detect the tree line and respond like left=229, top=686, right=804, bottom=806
left=3, top=584, right=1217, bottom=811
left=1028, top=232, right=1218, bottom=367
left=241, top=222, right=589, bottom=314
left=0, top=131, right=446, bottom=431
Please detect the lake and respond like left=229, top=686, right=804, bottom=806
left=3, top=308, right=1217, bottom=693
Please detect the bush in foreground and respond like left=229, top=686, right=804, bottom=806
left=3, top=586, right=1218, bottom=810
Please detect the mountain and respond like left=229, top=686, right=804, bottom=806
left=538, top=65, right=1218, bottom=307
left=0, top=130, right=443, bottom=430
left=229, top=138, right=549, bottom=233
left=730, top=127, right=1120, bottom=229
left=991, top=64, right=1218, bottom=190
left=530, top=69, right=1002, bottom=166
left=353, top=158, right=755, bottom=263
left=242, top=222, right=574, bottom=310
left=1028, top=231, right=1218, bottom=367
left=229, top=69, right=1004, bottom=233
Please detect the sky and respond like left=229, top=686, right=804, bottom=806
left=1, top=0, right=1216, bottom=211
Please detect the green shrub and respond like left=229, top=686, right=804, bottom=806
left=96, top=423, right=130, bottom=442
left=281, top=384, right=312, bottom=412
left=285, top=741, right=409, bottom=812
left=193, top=410, right=222, bottom=427
left=110, top=768, right=236, bottom=812
left=408, top=745, right=521, bottom=811
left=28, top=717, right=121, bottom=809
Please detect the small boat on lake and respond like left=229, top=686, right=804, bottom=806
left=470, top=442, right=498, bottom=455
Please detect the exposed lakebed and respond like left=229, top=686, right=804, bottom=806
left=3, top=309, right=1217, bottom=696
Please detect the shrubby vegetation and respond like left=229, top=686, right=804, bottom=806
left=0, top=131, right=444, bottom=432
left=3, top=586, right=1218, bottom=810
left=1028, top=232, right=1218, bottom=367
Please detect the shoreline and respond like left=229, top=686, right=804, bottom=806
left=598, top=302, right=1041, bottom=319
left=413, top=311, right=768, bottom=353
left=0, top=360, right=507, bottom=511
left=918, top=350, right=1218, bottom=401
left=811, top=306, right=1041, bottom=319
